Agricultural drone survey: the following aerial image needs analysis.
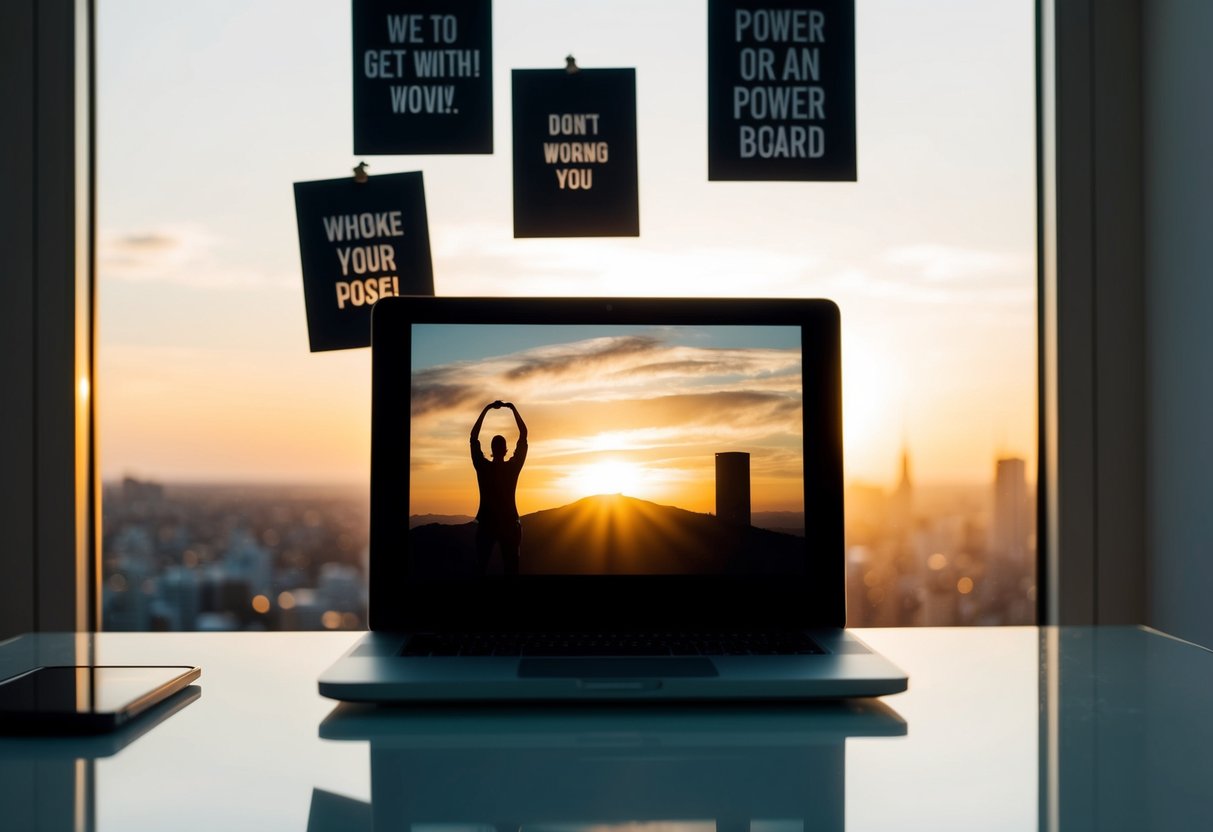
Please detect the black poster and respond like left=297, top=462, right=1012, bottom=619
left=352, top=0, right=492, bottom=155
left=511, top=68, right=639, bottom=238
left=708, top=0, right=856, bottom=181
left=293, top=171, right=433, bottom=352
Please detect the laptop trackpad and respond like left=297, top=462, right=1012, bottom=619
left=518, top=658, right=718, bottom=678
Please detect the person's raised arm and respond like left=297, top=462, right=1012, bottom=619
left=471, top=401, right=499, bottom=442
left=505, top=402, right=528, bottom=442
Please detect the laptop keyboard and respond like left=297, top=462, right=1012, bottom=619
left=402, top=631, right=825, bottom=657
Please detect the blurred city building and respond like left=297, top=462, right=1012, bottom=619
left=844, top=450, right=1036, bottom=627
left=102, top=481, right=369, bottom=631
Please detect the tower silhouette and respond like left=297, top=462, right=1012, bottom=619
left=992, top=457, right=1029, bottom=564
left=715, top=452, right=751, bottom=526
left=890, top=446, right=913, bottom=540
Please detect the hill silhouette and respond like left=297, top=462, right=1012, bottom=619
left=408, top=513, right=474, bottom=529
left=408, top=494, right=806, bottom=577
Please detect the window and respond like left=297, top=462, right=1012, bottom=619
left=98, top=0, right=1036, bottom=630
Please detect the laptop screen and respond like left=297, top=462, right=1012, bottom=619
left=408, top=323, right=806, bottom=578
left=371, top=297, right=843, bottom=630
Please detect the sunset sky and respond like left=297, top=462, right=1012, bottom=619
left=409, top=325, right=804, bottom=516
left=96, top=0, right=1035, bottom=489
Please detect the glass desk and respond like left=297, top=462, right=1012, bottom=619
left=0, top=627, right=1210, bottom=830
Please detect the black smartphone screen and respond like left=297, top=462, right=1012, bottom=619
left=0, top=666, right=200, bottom=731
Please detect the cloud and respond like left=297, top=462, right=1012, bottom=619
left=411, top=335, right=802, bottom=425
left=529, top=389, right=801, bottom=448
left=409, top=333, right=803, bottom=489
left=113, top=232, right=178, bottom=251
left=429, top=222, right=822, bottom=297
left=611, top=347, right=800, bottom=382
left=98, top=224, right=293, bottom=290
left=884, top=244, right=1028, bottom=284
left=493, top=337, right=801, bottom=392
left=428, top=224, right=1034, bottom=313
left=504, top=336, right=664, bottom=382
left=623, top=389, right=801, bottom=431
left=410, top=378, right=481, bottom=418
left=407, top=330, right=808, bottom=515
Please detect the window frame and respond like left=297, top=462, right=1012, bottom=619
left=1, top=0, right=1148, bottom=634
left=0, top=0, right=98, bottom=638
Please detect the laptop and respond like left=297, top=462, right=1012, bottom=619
left=309, top=699, right=906, bottom=831
left=319, top=296, right=907, bottom=700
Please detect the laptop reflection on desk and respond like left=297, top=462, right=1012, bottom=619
left=309, top=700, right=907, bottom=832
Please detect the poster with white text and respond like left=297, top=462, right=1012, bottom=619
left=294, top=171, right=433, bottom=352
left=708, top=0, right=855, bottom=180
left=511, top=68, right=639, bottom=238
left=353, top=0, right=493, bottom=154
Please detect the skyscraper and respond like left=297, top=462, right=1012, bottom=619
left=889, top=447, right=913, bottom=542
left=715, top=452, right=751, bottom=526
left=992, top=457, right=1030, bottom=565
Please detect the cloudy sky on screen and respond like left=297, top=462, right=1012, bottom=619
left=409, top=325, right=804, bottom=516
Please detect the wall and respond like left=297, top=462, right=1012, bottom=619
left=0, top=0, right=95, bottom=639
left=0, top=0, right=38, bottom=639
left=1144, top=0, right=1213, bottom=649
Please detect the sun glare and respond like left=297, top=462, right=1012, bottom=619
left=565, top=460, right=644, bottom=498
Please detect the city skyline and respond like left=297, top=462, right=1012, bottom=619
left=102, top=443, right=1035, bottom=630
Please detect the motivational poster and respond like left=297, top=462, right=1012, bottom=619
left=708, top=0, right=856, bottom=181
left=353, top=0, right=493, bottom=155
left=293, top=171, right=433, bottom=352
left=511, top=68, right=639, bottom=238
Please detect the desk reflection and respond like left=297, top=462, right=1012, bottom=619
left=0, top=686, right=201, bottom=832
left=312, top=701, right=907, bottom=832
left=1043, top=627, right=1213, bottom=830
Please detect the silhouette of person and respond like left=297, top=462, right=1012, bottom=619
left=470, top=401, right=528, bottom=575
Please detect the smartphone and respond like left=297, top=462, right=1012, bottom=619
left=0, top=666, right=201, bottom=733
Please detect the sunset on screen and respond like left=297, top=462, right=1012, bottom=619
left=409, top=324, right=804, bottom=521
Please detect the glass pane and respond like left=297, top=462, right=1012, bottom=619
left=97, top=0, right=1036, bottom=630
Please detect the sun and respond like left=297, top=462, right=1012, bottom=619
left=566, top=460, right=644, bottom=498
